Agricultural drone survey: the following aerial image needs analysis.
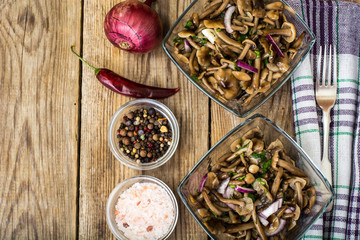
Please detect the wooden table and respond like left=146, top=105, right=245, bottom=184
left=0, top=0, right=357, bottom=239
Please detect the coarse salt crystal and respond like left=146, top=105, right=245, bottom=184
left=115, top=182, right=175, bottom=240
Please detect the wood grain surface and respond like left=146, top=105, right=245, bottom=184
left=0, top=0, right=81, bottom=239
left=0, top=0, right=358, bottom=239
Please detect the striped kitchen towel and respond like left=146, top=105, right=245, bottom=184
left=288, top=0, right=360, bottom=239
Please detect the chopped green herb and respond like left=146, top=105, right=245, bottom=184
left=248, top=193, right=255, bottom=202
left=191, top=75, right=199, bottom=82
left=256, top=178, right=266, bottom=185
left=238, top=35, right=248, bottom=43
left=259, top=27, right=265, bottom=30
left=209, top=52, right=213, bottom=56
left=191, top=35, right=198, bottom=39
left=240, top=216, right=246, bottom=220
left=185, top=20, right=193, bottom=29
left=210, top=210, right=218, bottom=218
left=238, top=175, right=246, bottom=180
left=229, top=185, right=236, bottom=188
left=249, top=27, right=253, bottom=35
left=234, top=62, right=242, bottom=71
left=172, top=37, right=184, bottom=44
left=230, top=195, right=235, bottom=199
left=264, top=58, right=269, bottom=64
left=254, top=50, right=261, bottom=59
left=262, top=159, right=272, bottom=174
left=216, top=28, right=222, bottom=32
left=140, top=134, right=146, bottom=140
left=221, top=212, right=230, bottom=218
left=200, top=38, right=207, bottom=46
left=264, top=190, right=268, bottom=194
left=241, top=152, right=245, bottom=157
left=220, top=12, right=225, bottom=18
left=268, top=51, right=272, bottom=55
left=251, top=151, right=267, bottom=162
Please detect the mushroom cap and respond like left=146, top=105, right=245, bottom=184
left=241, top=127, right=263, bottom=142
left=242, top=38, right=257, bottom=47
left=252, top=8, right=266, bottom=18
left=235, top=197, right=254, bottom=215
left=281, top=22, right=296, bottom=43
left=289, top=177, right=307, bottom=189
left=203, top=19, right=225, bottom=29
left=196, top=46, right=211, bottom=67
left=230, top=139, right=241, bottom=152
left=266, top=10, right=280, bottom=21
left=265, top=2, right=284, bottom=10
left=293, top=204, right=301, bottom=220
left=178, top=30, right=195, bottom=38
left=214, top=69, right=241, bottom=99
left=266, top=63, right=280, bottom=72
left=232, top=71, right=252, bottom=81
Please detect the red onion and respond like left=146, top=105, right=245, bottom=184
left=234, top=186, right=256, bottom=194
left=184, top=40, right=191, bottom=53
left=224, top=6, right=236, bottom=33
left=236, top=60, right=259, bottom=73
left=266, top=219, right=287, bottom=236
left=104, top=0, right=163, bottom=53
left=223, top=186, right=235, bottom=198
left=258, top=215, right=269, bottom=226
left=285, top=206, right=295, bottom=214
left=226, top=203, right=237, bottom=210
left=199, top=174, right=207, bottom=192
left=217, top=178, right=230, bottom=195
left=266, top=34, right=284, bottom=58
left=259, top=198, right=283, bottom=219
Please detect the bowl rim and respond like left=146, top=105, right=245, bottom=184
left=177, top=113, right=334, bottom=240
left=108, top=98, right=180, bottom=170
left=162, top=0, right=316, bottom=118
left=106, top=175, right=179, bottom=240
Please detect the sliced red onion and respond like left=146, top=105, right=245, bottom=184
left=266, top=219, right=287, bottom=236
left=224, top=6, right=236, bottom=33
left=201, top=29, right=217, bottom=44
left=217, top=177, right=230, bottom=195
left=235, top=186, right=256, bottom=194
left=199, top=174, right=207, bottom=192
left=259, top=198, right=283, bottom=219
left=266, top=34, right=284, bottom=58
left=184, top=40, right=191, bottom=53
left=236, top=60, right=259, bottom=73
left=258, top=215, right=269, bottom=227
left=223, top=186, right=235, bottom=198
left=285, top=206, right=295, bottom=214
left=226, top=203, right=237, bottom=211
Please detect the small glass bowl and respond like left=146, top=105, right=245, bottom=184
left=106, top=175, right=179, bottom=240
left=177, top=114, right=334, bottom=240
left=162, top=0, right=316, bottom=117
left=108, top=99, right=179, bottom=170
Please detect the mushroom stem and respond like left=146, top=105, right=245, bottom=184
left=215, top=30, right=244, bottom=49
left=278, top=160, right=306, bottom=177
left=238, top=44, right=251, bottom=60
left=295, top=182, right=304, bottom=208
left=271, top=167, right=283, bottom=197
left=226, top=222, right=255, bottom=233
left=261, top=28, right=293, bottom=37
left=252, top=57, right=261, bottom=89
left=210, top=0, right=230, bottom=18
left=202, top=191, right=223, bottom=216
left=252, top=210, right=268, bottom=240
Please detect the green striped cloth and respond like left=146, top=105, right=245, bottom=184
left=289, top=0, right=360, bottom=239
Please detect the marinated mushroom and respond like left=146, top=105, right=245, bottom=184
left=173, top=0, right=305, bottom=105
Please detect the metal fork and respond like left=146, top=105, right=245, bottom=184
left=315, top=44, right=337, bottom=211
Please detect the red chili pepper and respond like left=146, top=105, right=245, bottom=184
left=71, top=46, right=179, bottom=99
left=148, top=143, right=153, bottom=148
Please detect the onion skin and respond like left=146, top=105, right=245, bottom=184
left=104, top=0, right=163, bottom=53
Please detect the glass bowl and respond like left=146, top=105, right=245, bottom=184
left=177, top=114, right=334, bottom=240
left=162, top=0, right=316, bottom=117
left=106, top=175, right=179, bottom=240
left=108, top=99, right=180, bottom=170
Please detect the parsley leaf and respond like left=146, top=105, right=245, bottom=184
left=209, top=210, right=218, bottom=218
left=254, top=50, right=261, bottom=59
left=229, top=185, right=236, bottom=188
left=238, top=34, right=248, bottom=43
left=238, top=175, right=246, bottom=180
left=172, top=37, right=184, bottom=44
left=216, top=28, right=222, bottom=32
left=262, top=159, right=272, bottom=174
left=256, top=178, right=266, bottom=185
left=264, top=58, right=269, bottom=65
left=185, top=20, right=193, bottom=29
left=191, top=75, right=199, bottom=82
left=251, top=151, right=267, bottom=162
left=248, top=193, right=255, bottom=202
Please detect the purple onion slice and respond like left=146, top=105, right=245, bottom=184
left=184, top=39, right=191, bottom=53
left=224, top=6, right=236, bottom=34
left=259, top=198, right=283, bottom=219
left=267, top=34, right=284, bottom=58
left=199, top=174, right=207, bottom=192
left=234, top=186, right=256, bottom=194
left=236, top=60, right=259, bottom=73
left=217, top=177, right=230, bottom=195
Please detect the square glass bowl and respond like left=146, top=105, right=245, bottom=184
left=162, top=0, right=316, bottom=117
left=177, top=114, right=334, bottom=239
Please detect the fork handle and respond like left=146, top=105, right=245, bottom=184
left=322, top=109, right=333, bottom=211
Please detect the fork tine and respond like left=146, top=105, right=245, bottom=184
left=333, top=44, right=338, bottom=87
left=316, top=45, right=322, bottom=89
left=321, top=45, right=328, bottom=86
left=327, top=45, right=332, bottom=86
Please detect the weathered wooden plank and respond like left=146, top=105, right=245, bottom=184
left=0, top=0, right=81, bottom=239
left=79, top=0, right=208, bottom=239
left=211, top=81, right=295, bottom=145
